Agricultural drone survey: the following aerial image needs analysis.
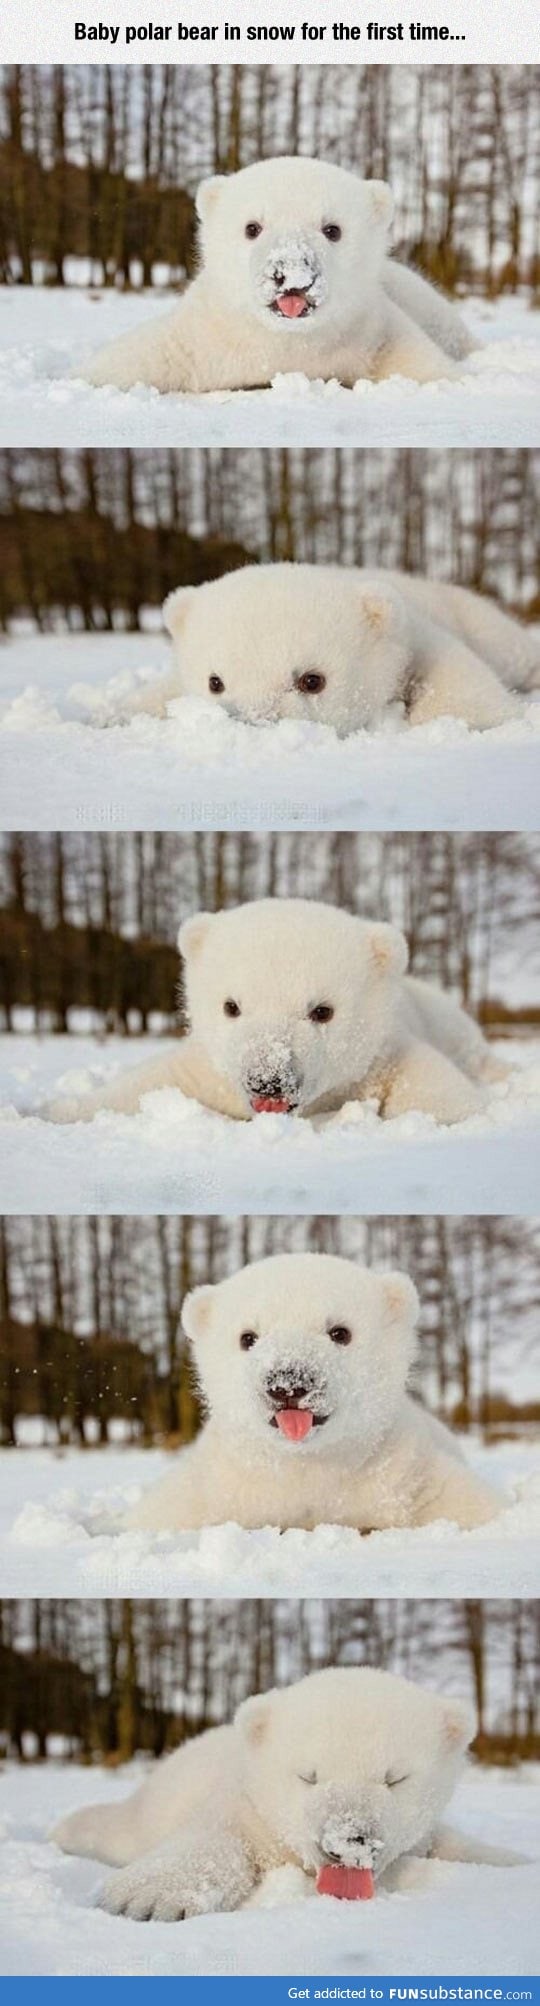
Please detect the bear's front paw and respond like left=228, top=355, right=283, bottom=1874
left=99, top=1860, right=196, bottom=1923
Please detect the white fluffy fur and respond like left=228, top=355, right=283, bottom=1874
left=48, top=898, right=506, bottom=1127
left=52, top=1665, right=520, bottom=1922
left=127, top=1252, right=499, bottom=1534
left=121, top=564, right=540, bottom=732
left=81, top=157, right=472, bottom=394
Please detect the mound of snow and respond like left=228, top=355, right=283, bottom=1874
left=0, top=1035, right=539, bottom=1213
left=0, top=290, right=539, bottom=446
left=0, top=1442, right=538, bottom=1599
left=1, top=633, right=539, bottom=831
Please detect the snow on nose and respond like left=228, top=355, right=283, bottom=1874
left=256, top=233, right=326, bottom=313
left=244, top=1037, right=301, bottom=1114
left=266, top=1366, right=317, bottom=1440
left=320, top=1807, right=382, bottom=1872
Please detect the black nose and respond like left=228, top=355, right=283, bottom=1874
left=247, top=1073, right=288, bottom=1098
left=267, top=1375, right=316, bottom=1408
left=324, top=1838, right=365, bottom=1861
left=273, top=267, right=285, bottom=286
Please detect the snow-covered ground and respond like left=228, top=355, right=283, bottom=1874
left=0, top=1440, right=538, bottom=1598
left=0, top=1034, right=539, bottom=1214
left=1, top=289, right=539, bottom=447
left=1, top=631, right=539, bottom=832
left=0, top=1759, right=537, bottom=1975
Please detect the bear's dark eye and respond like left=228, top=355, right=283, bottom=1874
left=209, top=675, right=225, bottom=694
left=245, top=221, right=263, bottom=239
left=386, top=1772, right=409, bottom=1788
left=308, top=1003, right=334, bottom=1024
left=224, top=998, right=241, bottom=1017
left=239, top=1330, right=259, bottom=1350
left=328, top=1324, right=352, bottom=1346
left=322, top=223, right=342, bottom=242
left=298, top=1769, right=318, bottom=1785
left=295, top=671, right=327, bottom=696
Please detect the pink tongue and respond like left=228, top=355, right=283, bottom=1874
left=317, top=1866, right=374, bottom=1902
left=276, top=1408, right=314, bottom=1442
left=251, top=1095, right=290, bottom=1114
left=276, top=292, right=307, bottom=319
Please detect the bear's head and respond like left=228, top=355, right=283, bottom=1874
left=234, top=1666, right=474, bottom=1879
left=178, top=897, right=408, bottom=1118
left=182, top=1252, right=419, bottom=1455
left=163, top=564, right=412, bottom=735
left=195, top=155, right=393, bottom=332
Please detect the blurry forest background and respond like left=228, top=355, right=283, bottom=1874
left=1, top=66, right=538, bottom=297
left=0, top=448, right=538, bottom=635
left=0, top=832, right=538, bottom=1037
left=0, top=1597, right=537, bottom=1765
left=0, top=1214, right=538, bottom=1448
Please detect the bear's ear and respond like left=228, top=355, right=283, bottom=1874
left=196, top=174, right=227, bottom=223
left=182, top=1284, right=216, bottom=1344
left=380, top=1271, right=419, bottom=1329
left=235, top=1692, right=273, bottom=1747
left=361, top=591, right=396, bottom=637
left=366, top=922, right=409, bottom=978
left=366, top=180, right=394, bottom=230
left=177, top=911, right=214, bottom=959
left=439, top=1698, right=476, bottom=1753
left=163, top=587, right=196, bottom=640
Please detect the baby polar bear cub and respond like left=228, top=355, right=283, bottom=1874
left=49, top=898, right=505, bottom=1128
left=82, top=156, right=473, bottom=394
left=53, top=1666, right=519, bottom=1921
left=126, top=564, right=540, bottom=734
left=127, top=1253, right=499, bottom=1535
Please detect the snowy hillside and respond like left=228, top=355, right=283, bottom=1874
left=1, top=631, right=539, bottom=832
left=0, top=1760, right=537, bottom=1975
left=0, top=1440, right=538, bottom=1599
left=0, top=1034, right=539, bottom=1214
left=1, top=291, right=539, bottom=447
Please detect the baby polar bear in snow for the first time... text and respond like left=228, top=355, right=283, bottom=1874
left=82, top=155, right=474, bottom=394
left=127, top=1252, right=500, bottom=1535
left=48, top=899, right=507, bottom=1129
left=53, top=1666, right=522, bottom=1922
left=126, top=563, right=540, bottom=734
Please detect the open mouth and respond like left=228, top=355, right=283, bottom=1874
left=249, top=1094, right=298, bottom=1115
left=270, top=290, right=315, bottom=320
left=269, top=1408, right=328, bottom=1440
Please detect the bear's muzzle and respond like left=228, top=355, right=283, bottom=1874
left=254, top=233, right=327, bottom=322
left=244, top=1055, right=302, bottom=1116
